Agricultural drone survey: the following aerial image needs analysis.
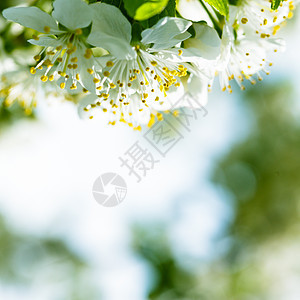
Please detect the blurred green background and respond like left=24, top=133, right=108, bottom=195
left=0, top=1, right=300, bottom=299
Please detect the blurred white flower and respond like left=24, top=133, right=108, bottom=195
left=234, top=0, right=296, bottom=36
left=214, top=0, right=292, bottom=93
left=216, top=23, right=285, bottom=92
left=0, top=65, right=73, bottom=116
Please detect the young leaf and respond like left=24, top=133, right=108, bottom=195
left=203, top=0, right=229, bottom=18
left=123, top=0, right=169, bottom=21
left=146, top=0, right=176, bottom=26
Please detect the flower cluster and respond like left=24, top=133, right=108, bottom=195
left=2, top=0, right=297, bottom=128
left=215, top=0, right=297, bottom=93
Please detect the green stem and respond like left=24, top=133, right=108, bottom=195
left=198, top=0, right=223, bottom=37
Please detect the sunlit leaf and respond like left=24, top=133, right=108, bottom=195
left=203, top=0, right=229, bottom=18
left=124, top=0, right=170, bottom=21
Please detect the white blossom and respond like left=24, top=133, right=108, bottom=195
left=80, top=3, right=217, bottom=126
left=3, top=0, right=97, bottom=93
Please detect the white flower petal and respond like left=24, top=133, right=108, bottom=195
left=78, top=94, right=98, bottom=119
left=87, top=3, right=135, bottom=60
left=77, top=50, right=97, bottom=93
left=2, top=7, right=59, bottom=33
left=186, top=74, right=208, bottom=107
left=52, top=0, right=92, bottom=30
left=141, top=17, right=192, bottom=49
left=177, top=0, right=213, bottom=26
left=28, top=36, right=60, bottom=47
left=155, top=48, right=215, bottom=80
left=150, top=32, right=191, bottom=51
left=184, top=24, right=221, bottom=60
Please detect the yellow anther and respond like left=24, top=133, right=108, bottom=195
left=106, top=61, right=114, bottom=67
left=60, top=82, right=66, bottom=89
left=25, top=108, right=32, bottom=115
left=87, top=68, right=94, bottom=74
left=66, top=46, right=76, bottom=54
left=241, top=17, right=248, bottom=24
left=178, top=49, right=183, bottom=56
left=44, top=26, right=50, bottom=33
left=273, top=25, right=281, bottom=35
left=76, top=73, right=80, bottom=81
left=30, top=67, right=36, bottom=74
left=103, top=71, right=110, bottom=77
left=157, top=113, right=163, bottom=121
left=40, top=75, right=48, bottom=82
left=49, top=75, right=54, bottom=81
left=93, top=78, right=100, bottom=84
left=71, top=57, right=78, bottom=63
left=75, top=28, right=82, bottom=35
left=34, top=55, right=41, bottom=61
left=43, top=59, right=52, bottom=66
left=84, top=48, right=93, bottom=59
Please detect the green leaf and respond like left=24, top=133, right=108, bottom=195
left=97, top=0, right=122, bottom=5
left=203, top=0, right=229, bottom=18
left=271, top=0, right=283, bottom=10
left=144, top=0, right=176, bottom=27
left=159, top=0, right=176, bottom=18
left=123, top=0, right=169, bottom=21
